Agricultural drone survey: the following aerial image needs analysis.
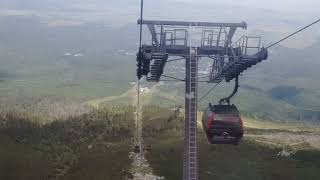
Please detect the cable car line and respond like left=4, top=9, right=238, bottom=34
left=219, top=76, right=239, bottom=105
left=197, top=82, right=215, bottom=105
left=198, top=81, right=222, bottom=103
left=137, top=0, right=144, bottom=109
left=158, top=79, right=212, bottom=83
left=160, top=75, right=217, bottom=83
left=266, top=18, right=320, bottom=49
left=158, top=79, right=184, bottom=82
left=162, top=74, right=185, bottom=81
left=167, top=57, right=186, bottom=62
left=133, top=0, right=144, bottom=161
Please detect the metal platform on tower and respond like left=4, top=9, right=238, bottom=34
left=137, top=19, right=268, bottom=83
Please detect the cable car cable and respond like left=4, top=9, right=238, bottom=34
left=197, top=83, right=215, bottom=106
left=167, top=57, right=186, bottom=62
left=219, top=76, right=239, bottom=105
left=198, top=81, right=222, bottom=103
left=133, top=0, right=144, bottom=158
left=162, top=74, right=185, bottom=82
left=137, top=0, right=144, bottom=109
left=266, top=18, right=320, bottom=49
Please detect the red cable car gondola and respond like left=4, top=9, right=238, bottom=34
left=202, top=104, right=243, bottom=145
left=202, top=76, right=244, bottom=145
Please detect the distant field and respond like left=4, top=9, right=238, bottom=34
left=0, top=15, right=137, bottom=108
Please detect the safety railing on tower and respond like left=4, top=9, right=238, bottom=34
left=201, top=28, right=227, bottom=47
left=233, top=36, right=262, bottom=56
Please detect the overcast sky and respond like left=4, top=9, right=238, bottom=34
left=174, top=0, right=320, bottom=14
left=141, top=0, right=320, bottom=48
left=0, top=0, right=317, bottom=48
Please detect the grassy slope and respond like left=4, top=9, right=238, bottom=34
left=60, top=140, right=131, bottom=180
left=146, top=133, right=320, bottom=180
left=0, top=107, right=135, bottom=180
left=142, top=107, right=320, bottom=180
left=0, top=134, right=132, bottom=180
left=0, top=134, right=52, bottom=180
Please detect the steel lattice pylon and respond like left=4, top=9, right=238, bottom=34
left=184, top=55, right=198, bottom=180
left=136, top=19, right=268, bottom=180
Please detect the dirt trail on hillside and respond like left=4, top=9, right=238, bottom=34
left=129, top=83, right=163, bottom=180
left=244, top=120, right=320, bottom=150
left=196, top=112, right=320, bottom=150
left=85, top=84, right=163, bottom=179
left=246, top=132, right=320, bottom=150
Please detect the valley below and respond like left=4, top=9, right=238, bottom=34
left=1, top=88, right=320, bottom=180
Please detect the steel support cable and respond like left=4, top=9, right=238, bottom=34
left=198, top=76, right=210, bottom=79
left=219, top=76, right=239, bottom=105
left=197, top=82, right=213, bottom=102
left=198, top=81, right=222, bottom=103
left=137, top=0, right=144, bottom=109
left=162, top=74, right=185, bottom=81
left=266, top=18, right=320, bottom=49
left=135, top=0, right=144, bottom=159
left=167, top=57, right=186, bottom=62
left=158, top=79, right=183, bottom=82
left=198, top=79, right=213, bottom=91
left=159, top=79, right=210, bottom=83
